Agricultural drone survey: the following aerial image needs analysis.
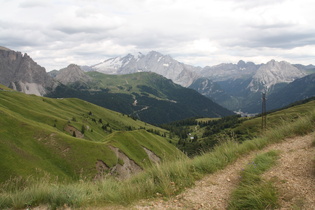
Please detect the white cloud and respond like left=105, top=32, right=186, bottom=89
left=19, top=0, right=51, bottom=8
left=0, top=0, right=314, bottom=71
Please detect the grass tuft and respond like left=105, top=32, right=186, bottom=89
left=228, top=150, right=280, bottom=210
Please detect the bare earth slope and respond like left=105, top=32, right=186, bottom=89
left=132, top=133, right=315, bottom=209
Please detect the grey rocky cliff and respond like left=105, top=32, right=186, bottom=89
left=248, top=60, right=306, bottom=92
left=55, top=64, right=91, bottom=85
left=200, top=60, right=260, bottom=82
left=0, top=47, right=57, bottom=96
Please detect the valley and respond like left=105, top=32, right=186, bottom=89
left=1, top=46, right=315, bottom=209
left=47, top=69, right=233, bottom=124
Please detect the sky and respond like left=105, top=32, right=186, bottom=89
left=0, top=0, right=315, bottom=71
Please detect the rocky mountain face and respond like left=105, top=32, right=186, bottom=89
left=191, top=59, right=309, bottom=113
left=88, top=51, right=313, bottom=113
left=200, top=60, right=260, bottom=82
left=248, top=60, right=306, bottom=92
left=53, top=64, right=91, bottom=85
left=91, top=51, right=201, bottom=87
left=1, top=46, right=313, bottom=115
left=0, top=47, right=56, bottom=96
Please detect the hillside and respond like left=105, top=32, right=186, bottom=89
left=266, top=73, right=315, bottom=110
left=1, top=98, right=314, bottom=209
left=0, top=91, right=315, bottom=209
left=47, top=71, right=234, bottom=124
left=0, top=85, right=184, bottom=182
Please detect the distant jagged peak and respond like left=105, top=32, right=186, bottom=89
left=266, top=59, right=291, bottom=67
left=259, top=59, right=306, bottom=75
left=127, top=51, right=144, bottom=59
left=237, top=60, right=246, bottom=67
left=61, top=63, right=83, bottom=72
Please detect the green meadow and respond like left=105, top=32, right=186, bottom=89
left=0, top=85, right=183, bottom=182
left=1, top=84, right=315, bottom=209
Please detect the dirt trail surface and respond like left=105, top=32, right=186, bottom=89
left=131, top=133, right=315, bottom=210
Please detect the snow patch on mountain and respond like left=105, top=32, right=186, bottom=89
left=91, top=51, right=201, bottom=87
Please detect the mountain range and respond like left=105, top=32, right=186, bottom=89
left=0, top=47, right=234, bottom=124
left=88, top=51, right=315, bottom=114
left=1, top=46, right=315, bottom=117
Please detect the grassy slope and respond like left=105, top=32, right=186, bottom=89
left=0, top=85, right=183, bottom=182
left=233, top=100, right=315, bottom=139
left=203, top=100, right=315, bottom=141
left=1, top=93, right=315, bottom=209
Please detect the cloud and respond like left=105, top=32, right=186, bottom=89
left=0, top=0, right=314, bottom=70
left=52, top=6, right=124, bottom=34
left=19, top=0, right=51, bottom=8
left=251, top=31, right=315, bottom=49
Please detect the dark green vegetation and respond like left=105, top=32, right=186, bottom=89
left=266, top=73, right=315, bottom=111
left=1, top=99, right=314, bottom=209
left=228, top=151, right=279, bottom=209
left=161, top=98, right=315, bottom=156
left=161, top=115, right=245, bottom=156
left=46, top=72, right=234, bottom=124
left=0, top=84, right=183, bottom=182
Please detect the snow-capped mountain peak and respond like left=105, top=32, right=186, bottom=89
left=91, top=51, right=200, bottom=87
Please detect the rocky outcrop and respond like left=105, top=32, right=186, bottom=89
left=109, top=146, right=142, bottom=180
left=0, top=47, right=57, bottom=96
left=54, top=64, right=91, bottom=85
left=95, top=146, right=162, bottom=180
left=143, top=147, right=161, bottom=164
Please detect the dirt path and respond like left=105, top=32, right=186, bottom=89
left=133, top=133, right=315, bottom=209
left=263, top=134, right=315, bottom=209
